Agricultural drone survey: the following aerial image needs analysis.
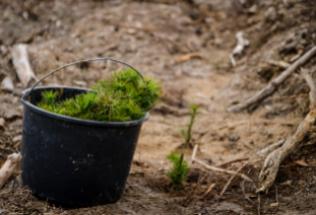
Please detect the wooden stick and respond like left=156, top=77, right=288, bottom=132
left=0, top=153, right=21, bottom=188
left=11, top=44, right=37, bottom=87
left=258, top=67, right=316, bottom=192
left=228, top=46, right=316, bottom=112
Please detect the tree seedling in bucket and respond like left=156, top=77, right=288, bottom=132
left=167, top=152, right=189, bottom=188
left=21, top=58, right=161, bottom=206
left=37, top=68, right=160, bottom=121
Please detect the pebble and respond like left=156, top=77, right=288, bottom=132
left=4, top=109, right=20, bottom=120
left=13, top=135, right=22, bottom=143
left=265, top=7, right=278, bottom=22
left=1, top=76, right=14, bottom=92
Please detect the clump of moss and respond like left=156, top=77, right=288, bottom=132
left=38, top=68, right=160, bottom=122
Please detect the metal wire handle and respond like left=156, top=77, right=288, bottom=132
left=31, top=57, right=144, bottom=91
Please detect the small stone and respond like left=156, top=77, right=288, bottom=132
left=228, top=133, right=240, bottom=143
left=1, top=76, right=14, bottom=92
left=265, top=7, right=278, bottom=22
left=73, top=80, right=87, bottom=87
left=4, top=109, right=20, bottom=120
left=248, top=5, right=258, bottom=14
left=13, top=135, right=22, bottom=143
left=270, top=202, right=279, bottom=207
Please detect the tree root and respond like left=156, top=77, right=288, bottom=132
left=257, top=68, right=316, bottom=192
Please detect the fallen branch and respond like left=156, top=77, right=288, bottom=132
left=228, top=46, right=316, bottom=112
left=0, top=153, right=21, bottom=188
left=11, top=44, right=37, bottom=87
left=258, top=67, right=316, bottom=192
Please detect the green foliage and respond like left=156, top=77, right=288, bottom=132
left=167, top=152, right=189, bottom=187
left=180, top=104, right=199, bottom=147
left=38, top=68, right=160, bottom=121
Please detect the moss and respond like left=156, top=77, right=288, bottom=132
left=37, top=68, right=160, bottom=122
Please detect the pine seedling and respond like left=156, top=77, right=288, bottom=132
left=167, top=152, right=189, bottom=187
left=180, top=104, right=199, bottom=148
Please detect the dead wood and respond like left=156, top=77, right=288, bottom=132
left=257, top=67, right=316, bottom=192
left=230, top=31, right=250, bottom=66
left=0, top=153, right=21, bottom=189
left=11, top=44, right=37, bottom=87
left=228, top=46, right=316, bottom=112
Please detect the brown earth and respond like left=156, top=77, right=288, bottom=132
left=0, top=0, right=316, bottom=214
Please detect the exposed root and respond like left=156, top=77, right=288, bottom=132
left=257, top=67, right=316, bottom=192
left=257, top=139, right=285, bottom=158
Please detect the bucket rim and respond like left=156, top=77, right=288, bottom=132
left=21, top=86, right=148, bottom=127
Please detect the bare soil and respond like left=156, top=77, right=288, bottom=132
left=0, top=0, right=316, bottom=214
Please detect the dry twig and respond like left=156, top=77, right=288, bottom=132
left=217, top=157, right=249, bottom=167
left=193, top=157, right=254, bottom=183
left=201, top=183, right=216, bottom=199
left=228, top=46, right=316, bottom=112
left=191, top=144, right=253, bottom=183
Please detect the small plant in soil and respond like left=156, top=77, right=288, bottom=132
left=167, top=152, right=189, bottom=188
left=180, top=104, right=199, bottom=148
left=38, top=68, right=160, bottom=121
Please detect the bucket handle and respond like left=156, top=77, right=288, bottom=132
left=30, top=57, right=144, bottom=91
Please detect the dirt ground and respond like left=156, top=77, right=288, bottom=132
left=0, top=0, right=316, bottom=214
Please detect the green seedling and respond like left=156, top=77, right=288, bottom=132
left=167, top=152, right=189, bottom=187
left=38, top=68, right=160, bottom=122
left=181, top=104, right=199, bottom=148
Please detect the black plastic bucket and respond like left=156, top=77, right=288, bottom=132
left=20, top=57, right=147, bottom=207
